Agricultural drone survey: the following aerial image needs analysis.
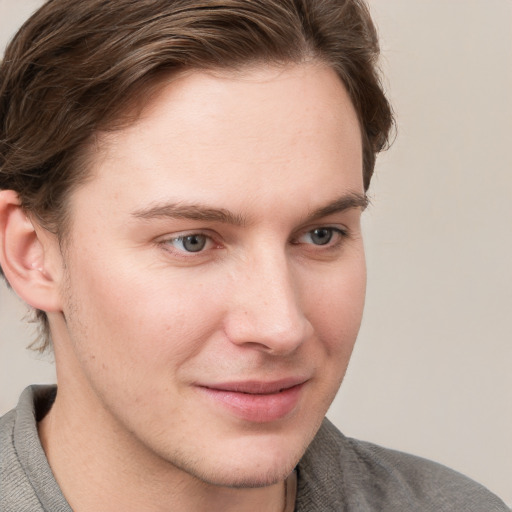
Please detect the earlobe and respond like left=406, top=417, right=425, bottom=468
left=0, top=190, right=63, bottom=312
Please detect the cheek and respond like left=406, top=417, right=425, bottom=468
left=305, top=255, right=366, bottom=354
left=65, top=256, right=225, bottom=369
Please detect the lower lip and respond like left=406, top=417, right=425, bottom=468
left=197, top=384, right=304, bottom=423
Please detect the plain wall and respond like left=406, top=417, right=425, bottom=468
left=1, top=0, right=511, bottom=505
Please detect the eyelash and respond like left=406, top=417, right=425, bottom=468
left=159, top=226, right=348, bottom=258
left=164, top=233, right=216, bottom=254
left=293, top=227, right=348, bottom=249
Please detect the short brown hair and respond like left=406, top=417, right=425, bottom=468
left=0, top=0, right=394, bottom=351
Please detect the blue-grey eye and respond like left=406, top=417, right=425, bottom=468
left=308, top=228, right=334, bottom=245
left=174, top=234, right=208, bottom=252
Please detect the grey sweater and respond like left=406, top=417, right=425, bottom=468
left=0, top=386, right=509, bottom=511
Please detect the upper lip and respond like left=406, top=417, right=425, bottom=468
left=198, top=377, right=308, bottom=395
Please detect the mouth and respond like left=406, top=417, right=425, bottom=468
left=202, top=378, right=307, bottom=395
left=195, top=378, right=308, bottom=423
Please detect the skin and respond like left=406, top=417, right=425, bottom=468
left=9, top=62, right=366, bottom=511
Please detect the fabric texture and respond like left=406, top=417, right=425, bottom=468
left=0, top=385, right=509, bottom=512
left=295, top=418, right=509, bottom=512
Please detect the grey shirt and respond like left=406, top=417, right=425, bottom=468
left=0, top=386, right=509, bottom=511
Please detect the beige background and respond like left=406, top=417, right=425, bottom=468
left=1, top=0, right=511, bottom=505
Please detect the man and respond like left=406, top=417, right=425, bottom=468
left=0, top=1, right=508, bottom=511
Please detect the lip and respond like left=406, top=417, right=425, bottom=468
left=195, top=378, right=307, bottom=423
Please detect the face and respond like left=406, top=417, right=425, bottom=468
left=50, top=63, right=366, bottom=487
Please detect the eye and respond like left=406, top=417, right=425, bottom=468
left=168, top=234, right=210, bottom=253
left=307, top=228, right=333, bottom=245
left=298, top=227, right=343, bottom=246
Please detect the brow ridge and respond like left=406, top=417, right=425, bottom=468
left=131, top=192, right=367, bottom=227
left=305, top=192, right=368, bottom=222
left=131, top=202, right=246, bottom=226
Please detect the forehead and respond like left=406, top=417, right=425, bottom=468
left=73, top=63, right=363, bottom=221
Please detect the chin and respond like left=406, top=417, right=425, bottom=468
left=194, top=457, right=298, bottom=489
left=167, top=435, right=306, bottom=489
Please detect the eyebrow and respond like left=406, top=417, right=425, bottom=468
left=131, top=202, right=246, bottom=226
left=130, top=192, right=368, bottom=226
left=305, top=192, right=369, bottom=222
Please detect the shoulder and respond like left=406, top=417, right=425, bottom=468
left=295, top=418, right=509, bottom=512
left=0, top=407, right=17, bottom=470
left=0, top=386, right=60, bottom=512
left=0, top=405, right=43, bottom=511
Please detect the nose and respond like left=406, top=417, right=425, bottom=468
left=223, top=248, right=313, bottom=355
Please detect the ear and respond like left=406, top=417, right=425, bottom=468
left=0, top=190, right=63, bottom=312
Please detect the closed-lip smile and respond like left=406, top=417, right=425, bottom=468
left=195, top=377, right=308, bottom=422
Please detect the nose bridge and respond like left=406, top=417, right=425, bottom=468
left=225, top=243, right=311, bottom=353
